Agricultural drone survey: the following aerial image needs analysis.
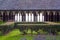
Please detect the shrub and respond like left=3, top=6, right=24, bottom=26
left=14, top=23, right=60, bottom=35
left=0, top=31, right=3, bottom=36
left=0, top=25, right=14, bottom=35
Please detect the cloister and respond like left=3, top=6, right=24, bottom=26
left=0, top=11, right=60, bottom=22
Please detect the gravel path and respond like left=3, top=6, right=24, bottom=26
left=20, top=35, right=56, bottom=40
left=1, top=22, right=14, bottom=25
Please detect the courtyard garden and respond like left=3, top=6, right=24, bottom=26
left=0, top=22, right=60, bottom=40
left=0, top=29, right=60, bottom=40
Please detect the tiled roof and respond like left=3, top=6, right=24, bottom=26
left=0, top=0, right=60, bottom=10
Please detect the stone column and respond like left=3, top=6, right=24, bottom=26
left=29, top=12, right=31, bottom=22
left=15, top=12, right=18, bottom=22
left=53, top=11, right=56, bottom=22
left=7, top=11, right=9, bottom=21
left=19, top=12, right=22, bottom=22
left=19, top=11, right=20, bottom=22
left=7, top=11, right=9, bottom=15
left=39, top=11, right=44, bottom=22
left=17, top=12, right=20, bottom=22
left=25, top=12, right=29, bottom=22
left=1, top=11, right=3, bottom=16
left=47, top=11, right=50, bottom=22
left=30, top=12, right=32, bottom=22
left=42, top=12, right=44, bottom=22
left=32, top=12, right=34, bottom=22
left=36, top=11, right=39, bottom=22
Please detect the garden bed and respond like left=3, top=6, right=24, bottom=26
left=15, top=22, right=60, bottom=26
left=14, top=24, right=60, bottom=35
left=0, top=22, right=60, bottom=35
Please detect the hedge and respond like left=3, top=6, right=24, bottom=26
left=15, top=22, right=47, bottom=24
left=0, top=24, right=14, bottom=35
left=15, top=24, right=60, bottom=35
left=0, top=23, right=60, bottom=35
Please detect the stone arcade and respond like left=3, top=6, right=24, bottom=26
left=0, top=11, right=60, bottom=22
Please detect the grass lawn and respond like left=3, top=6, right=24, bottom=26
left=15, top=22, right=47, bottom=24
left=0, top=29, right=33, bottom=40
left=0, top=29, right=60, bottom=40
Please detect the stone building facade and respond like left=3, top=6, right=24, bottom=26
left=0, top=11, right=60, bottom=22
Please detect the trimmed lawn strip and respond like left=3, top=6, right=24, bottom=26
left=0, top=29, right=60, bottom=40
left=15, top=22, right=47, bottom=24
left=0, top=29, right=33, bottom=40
